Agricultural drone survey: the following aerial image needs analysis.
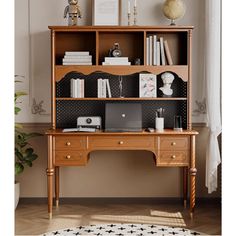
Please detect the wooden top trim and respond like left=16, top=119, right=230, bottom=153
left=48, top=25, right=194, bottom=31
left=45, top=129, right=198, bottom=135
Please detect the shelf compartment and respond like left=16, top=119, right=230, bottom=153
left=146, top=31, right=188, bottom=65
left=98, top=32, right=144, bottom=65
left=55, top=31, right=96, bottom=65
left=56, top=72, right=187, bottom=98
left=56, top=100, right=187, bottom=130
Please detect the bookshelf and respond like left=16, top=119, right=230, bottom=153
left=49, top=26, right=193, bottom=130
left=46, top=26, right=198, bottom=219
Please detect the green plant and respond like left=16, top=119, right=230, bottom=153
left=15, top=80, right=42, bottom=175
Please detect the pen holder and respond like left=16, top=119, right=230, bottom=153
left=155, top=117, right=164, bottom=132
left=174, top=115, right=183, bottom=131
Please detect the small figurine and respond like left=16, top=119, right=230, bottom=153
left=159, top=72, right=175, bottom=96
left=108, top=43, right=122, bottom=57
left=64, top=0, right=82, bottom=26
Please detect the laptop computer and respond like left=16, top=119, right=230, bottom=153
left=105, top=103, right=142, bottom=132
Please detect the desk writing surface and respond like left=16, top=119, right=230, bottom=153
left=45, top=129, right=198, bottom=136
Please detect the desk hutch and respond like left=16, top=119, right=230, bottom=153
left=46, top=26, right=198, bottom=219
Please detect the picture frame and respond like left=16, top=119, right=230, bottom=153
left=92, top=0, right=121, bottom=26
left=139, top=74, right=157, bottom=98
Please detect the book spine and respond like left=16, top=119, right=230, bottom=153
left=160, top=37, right=166, bottom=65
left=153, top=35, right=157, bottom=66
left=102, top=62, right=131, bottom=65
left=97, top=79, right=102, bottom=98
left=149, top=35, right=153, bottom=66
left=106, top=79, right=112, bottom=98
left=164, top=40, right=173, bottom=65
left=80, top=79, right=84, bottom=98
left=64, top=55, right=92, bottom=59
left=65, top=51, right=90, bottom=56
left=63, top=58, right=92, bottom=63
left=63, top=62, right=92, bottom=65
left=156, top=41, right=160, bottom=66
left=76, top=79, right=81, bottom=98
left=102, top=79, right=107, bottom=98
left=146, top=37, right=150, bottom=65
left=70, top=79, right=75, bottom=98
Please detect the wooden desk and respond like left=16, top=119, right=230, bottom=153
left=46, top=129, right=198, bottom=219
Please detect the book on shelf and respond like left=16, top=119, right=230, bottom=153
left=70, top=78, right=84, bottom=98
left=164, top=40, right=173, bottom=65
left=64, top=55, right=92, bottom=59
left=102, top=57, right=131, bottom=65
left=139, top=73, right=157, bottom=98
left=106, top=79, right=112, bottom=98
left=97, top=78, right=106, bottom=98
left=156, top=41, right=161, bottom=66
left=146, top=37, right=150, bottom=65
left=102, top=62, right=131, bottom=65
left=153, top=35, right=157, bottom=65
left=159, top=37, right=166, bottom=65
left=149, top=35, right=153, bottom=66
left=65, top=51, right=90, bottom=56
left=63, top=62, right=92, bottom=65
left=63, top=51, right=92, bottom=65
left=97, top=78, right=111, bottom=98
left=63, top=58, right=92, bottom=63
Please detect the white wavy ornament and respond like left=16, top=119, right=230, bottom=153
left=162, top=0, right=186, bottom=25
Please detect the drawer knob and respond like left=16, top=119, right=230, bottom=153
left=119, top=141, right=124, bottom=145
left=66, top=155, right=71, bottom=159
left=171, top=155, right=176, bottom=159
left=171, top=142, right=176, bottom=146
left=66, top=142, right=71, bottom=146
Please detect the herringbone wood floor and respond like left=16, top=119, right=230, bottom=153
left=15, top=201, right=221, bottom=235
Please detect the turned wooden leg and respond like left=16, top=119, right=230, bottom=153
left=55, top=166, right=60, bottom=207
left=190, top=135, right=197, bottom=219
left=183, top=166, right=188, bottom=208
left=47, top=135, right=54, bottom=219
left=47, top=168, right=54, bottom=219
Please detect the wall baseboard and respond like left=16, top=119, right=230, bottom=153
left=19, top=197, right=221, bottom=205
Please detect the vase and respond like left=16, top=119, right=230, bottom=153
left=162, top=0, right=186, bottom=25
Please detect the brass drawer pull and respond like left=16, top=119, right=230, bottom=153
left=66, top=155, right=71, bottom=159
left=171, top=155, right=176, bottom=159
left=171, top=142, right=176, bottom=146
left=119, top=141, right=124, bottom=145
left=66, top=142, right=71, bottom=146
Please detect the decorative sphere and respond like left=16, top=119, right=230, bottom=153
left=162, top=0, right=186, bottom=21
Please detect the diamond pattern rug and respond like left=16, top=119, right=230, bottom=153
left=41, top=223, right=202, bottom=235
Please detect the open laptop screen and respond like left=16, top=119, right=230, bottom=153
left=105, top=103, right=142, bottom=132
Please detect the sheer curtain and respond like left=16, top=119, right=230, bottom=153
left=204, top=0, right=222, bottom=193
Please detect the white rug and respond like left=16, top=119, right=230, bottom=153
left=41, top=223, right=202, bottom=235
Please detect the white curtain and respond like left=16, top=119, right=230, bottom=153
left=204, top=0, right=222, bottom=193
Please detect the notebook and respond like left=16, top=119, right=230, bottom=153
left=105, top=103, right=142, bottom=132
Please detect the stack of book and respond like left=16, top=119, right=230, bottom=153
left=70, top=78, right=84, bottom=98
left=97, top=78, right=112, bottom=98
left=102, top=57, right=131, bottom=65
left=146, top=35, right=173, bottom=66
left=63, top=51, right=92, bottom=65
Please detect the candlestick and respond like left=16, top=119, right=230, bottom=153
left=128, top=12, right=131, bottom=26
left=134, top=5, right=137, bottom=25
left=128, top=1, right=131, bottom=14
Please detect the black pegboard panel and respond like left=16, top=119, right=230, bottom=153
left=56, top=72, right=187, bottom=98
left=56, top=100, right=187, bottom=129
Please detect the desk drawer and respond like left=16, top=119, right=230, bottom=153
left=55, top=151, right=87, bottom=166
left=158, top=151, right=189, bottom=165
left=55, top=136, right=87, bottom=150
left=157, top=136, right=189, bottom=150
left=89, top=136, right=154, bottom=150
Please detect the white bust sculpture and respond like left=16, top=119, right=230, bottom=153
left=159, top=72, right=175, bottom=96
